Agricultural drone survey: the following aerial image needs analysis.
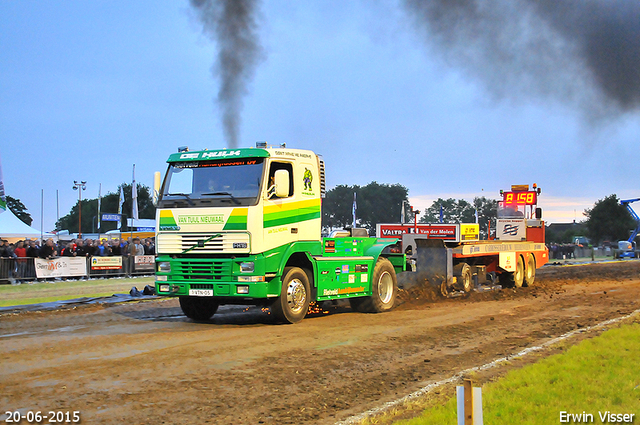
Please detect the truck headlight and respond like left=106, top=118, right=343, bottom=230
left=240, top=262, right=255, bottom=273
left=237, top=276, right=265, bottom=282
left=157, top=261, right=171, bottom=273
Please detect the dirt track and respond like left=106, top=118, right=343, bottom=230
left=1, top=261, right=640, bottom=424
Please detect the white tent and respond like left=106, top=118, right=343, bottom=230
left=0, top=208, right=52, bottom=240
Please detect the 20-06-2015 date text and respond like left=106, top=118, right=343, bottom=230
left=3, top=411, right=80, bottom=423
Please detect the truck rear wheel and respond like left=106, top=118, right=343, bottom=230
left=351, top=257, right=397, bottom=313
left=271, top=267, right=310, bottom=324
left=523, top=255, right=536, bottom=287
left=179, top=296, right=219, bottom=321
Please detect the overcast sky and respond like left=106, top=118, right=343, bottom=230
left=1, top=1, right=639, bottom=232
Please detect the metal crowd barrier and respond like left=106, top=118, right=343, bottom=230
left=0, top=256, right=155, bottom=283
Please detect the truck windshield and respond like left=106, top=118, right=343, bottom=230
left=159, top=158, right=264, bottom=208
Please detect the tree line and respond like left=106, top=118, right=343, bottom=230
left=321, top=182, right=497, bottom=237
left=4, top=184, right=155, bottom=233
left=5, top=182, right=639, bottom=244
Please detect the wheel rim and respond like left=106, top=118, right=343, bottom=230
left=286, top=278, right=307, bottom=314
left=515, top=258, right=524, bottom=286
left=463, top=273, right=472, bottom=291
left=378, top=271, right=394, bottom=304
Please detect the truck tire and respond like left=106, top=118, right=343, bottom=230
left=453, top=263, right=473, bottom=292
left=271, top=267, right=310, bottom=324
left=513, top=256, right=525, bottom=288
left=351, top=257, right=397, bottom=313
left=179, top=296, right=219, bottom=321
left=523, top=255, right=536, bottom=287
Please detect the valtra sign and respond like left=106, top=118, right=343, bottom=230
left=375, top=223, right=479, bottom=243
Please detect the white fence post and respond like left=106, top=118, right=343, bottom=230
left=457, top=380, right=483, bottom=425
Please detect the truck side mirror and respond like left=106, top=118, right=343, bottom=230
left=274, top=169, right=289, bottom=198
left=153, top=171, right=161, bottom=206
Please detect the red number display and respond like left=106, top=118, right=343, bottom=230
left=502, top=191, right=537, bottom=206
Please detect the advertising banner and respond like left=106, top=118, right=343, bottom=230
left=101, top=213, right=122, bottom=222
left=376, top=223, right=460, bottom=241
left=91, top=256, right=123, bottom=270
left=35, top=257, right=87, bottom=278
left=134, top=255, right=155, bottom=271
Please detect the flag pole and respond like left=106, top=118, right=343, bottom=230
left=97, top=183, right=102, bottom=239
left=352, top=192, right=357, bottom=229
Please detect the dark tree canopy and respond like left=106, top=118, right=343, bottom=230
left=57, top=183, right=155, bottom=233
left=584, top=194, right=635, bottom=245
left=322, top=182, right=409, bottom=234
left=6, top=195, right=33, bottom=226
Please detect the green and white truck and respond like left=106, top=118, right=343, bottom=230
left=154, top=144, right=405, bottom=323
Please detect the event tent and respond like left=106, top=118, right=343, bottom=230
left=0, top=208, right=52, bottom=241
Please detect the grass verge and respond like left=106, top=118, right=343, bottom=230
left=389, top=320, right=640, bottom=425
left=0, top=276, right=155, bottom=307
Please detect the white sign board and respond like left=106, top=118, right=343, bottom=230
left=496, top=219, right=527, bottom=241
left=35, top=257, right=87, bottom=278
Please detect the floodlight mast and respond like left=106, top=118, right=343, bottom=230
left=73, top=180, right=87, bottom=237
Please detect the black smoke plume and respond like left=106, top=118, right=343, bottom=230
left=403, top=0, right=640, bottom=119
left=191, top=0, right=263, bottom=148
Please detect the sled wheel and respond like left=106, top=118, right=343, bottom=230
left=523, top=255, right=536, bottom=287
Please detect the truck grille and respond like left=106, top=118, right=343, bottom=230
left=157, top=232, right=250, bottom=254
left=175, top=260, right=231, bottom=280
left=191, top=284, right=214, bottom=289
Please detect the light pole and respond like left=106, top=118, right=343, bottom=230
left=73, top=180, right=87, bottom=238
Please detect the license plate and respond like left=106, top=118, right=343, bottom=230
left=189, top=289, right=213, bottom=297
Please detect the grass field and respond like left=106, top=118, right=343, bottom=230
left=391, top=320, right=640, bottom=425
left=0, top=276, right=155, bottom=307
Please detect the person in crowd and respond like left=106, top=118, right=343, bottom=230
left=39, top=239, right=56, bottom=259
left=110, top=238, right=122, bottom=256
left=85, top=239, right=98, bottom=256
left=132, top=238, right=145, bottom=257
left=143, top=238, right=155, bottom=255
left=26, top=240, right=39, bottom=258
left=63, top=240, right=77, bottom=257
left=99, top=239, right=112, bottom=256
left=24, top=240, right=39, bottom=278
left=13, top=240, right=27, bottom=279
left=76, top=239, right=88, bottom=257
left=121, top=238, right=131, bottom=277
left=0, top=239, right=14, bottom=258
left=14, top=241, right=26, bottom=258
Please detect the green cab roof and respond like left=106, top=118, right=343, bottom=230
left=167, top=148, right=270, bottom=163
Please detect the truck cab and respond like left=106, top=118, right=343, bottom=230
left=154, top=145, right=403, bottom=323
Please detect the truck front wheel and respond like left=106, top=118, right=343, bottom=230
left=271, top=267, right=310, bottom=324
left=179, top=296, right=219, bottom=321
left=350, top=257, right=397, bottom=313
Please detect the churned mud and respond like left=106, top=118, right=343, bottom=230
left=1, top=261, right=639, bottom=424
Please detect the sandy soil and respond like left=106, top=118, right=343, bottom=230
left=1, top=261, right=639, bottom=424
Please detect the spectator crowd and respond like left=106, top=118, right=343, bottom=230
left=0, top=237, right=155, bottom=281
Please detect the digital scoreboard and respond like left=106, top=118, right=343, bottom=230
left=502, top=191, right=537, bottom=206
